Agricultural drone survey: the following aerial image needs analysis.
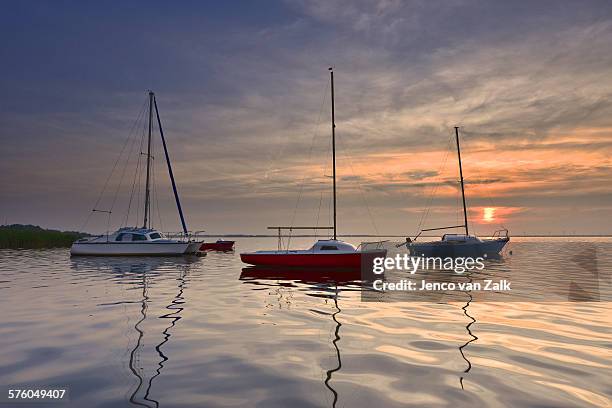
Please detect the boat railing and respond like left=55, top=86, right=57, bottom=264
left=492, top=229, right=509, bottom=238
left=357, top=240, right=389, bottom=251
left=76, top=235, right=103, bottom=243
left=414, top=225, right=467, bottom=241
left=164, top=230, right=205, bottom=241
left=267, top=226, right=334, bottom=251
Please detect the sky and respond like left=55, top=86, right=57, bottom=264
left=1, top=0, right=612, bottom=236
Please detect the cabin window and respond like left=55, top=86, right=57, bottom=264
left=149, top=233, right=161, bottom=240
left=116, top=233, right=132, bottom=242
left=132, top=234, right=147, bottom=241
left=320, top=245, right=338, bottom=250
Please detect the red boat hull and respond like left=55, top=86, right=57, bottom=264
left=240, top=266, right=362, bottom=283
left=240, top=250, right=385, bottom=268
left=200, top=241, right=235, bottom=251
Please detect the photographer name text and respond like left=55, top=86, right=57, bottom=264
left=373, top=278, right=511, bottom=292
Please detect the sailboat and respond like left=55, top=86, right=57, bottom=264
left=405, top=127, right=509, bottom=257
left=71, top=91, right=202, bottom=256
left=240, top=68, right=387, bottom=268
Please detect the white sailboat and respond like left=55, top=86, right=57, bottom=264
left=405, top=127, right=509, bottom=257
left=71, top=91, right=202, bottom=256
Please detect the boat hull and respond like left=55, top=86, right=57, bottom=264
left=240, top=250, right=386, bottom=268
left=200, top=240, right=235, bottom=251
left=408, top=237, right=509, bottom=258
left=70, top=242, right=200, bottom=256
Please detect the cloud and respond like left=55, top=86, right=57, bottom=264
left=1, top=1, right=612, bottom=234
left=404, top=170, right=439, bottom=180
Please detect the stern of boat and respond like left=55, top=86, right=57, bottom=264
left=185, top=241, right=203, bottom=254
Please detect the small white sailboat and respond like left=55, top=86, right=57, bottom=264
left=71, top=91, right=202, bottom=256
left=405, top=127, right=509, bottom=257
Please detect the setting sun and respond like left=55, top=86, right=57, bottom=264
left=483, top=207, right=496, bottom=223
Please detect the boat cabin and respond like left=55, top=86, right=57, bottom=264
left=74, top=227, right=168, bottom=244
left=308, top=239, right=357, bottom=253
left=440, top=234, right=482, bottom=243
left=114, top=228, right=165, bottom=242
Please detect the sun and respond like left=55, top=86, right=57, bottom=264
left=483, top=207, right=496, bottom=223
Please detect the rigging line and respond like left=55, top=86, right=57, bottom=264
left=483, top=188, right=506, bottom=230
left=328, top=180, right=333, bottom=237
left=106, top=211, right=111, bottom=238
left=315, top=191, right=324, bottom=240
left=305, top=112, right=332, bottom=242
left=149, top=126, right=156, bottom=229
left=92, top=98, right=147, bottom=211
left=80, top=98, right=148, bottom=231
left=457, top=179, right=460, bottom=233
left=109, top=102, right=147, bottom=226
left=417, top=135, right=453, bottom=231
left=255, top=80, right=329, bottom=198
left=286, top=80, right=330, bottom=249
left=316, top=129, right=333, bottom=239
left=153, top=154, right=164, bottom=233
left=135, top=112, right=149, bottom=225
left=463, top=140, right=506, bottom=231
left=125, top=124, right=147, bottom=227
left=151, top=120, right=164, bottom=232
left=336, top=135, right=380, bottom=236
left=149, top=118, right=156, bottom=229
left=317, top=120, right=333, bottom=239
left=415, top=135, right=454, bottom=234
left=288, top=80, right=329, bottom=225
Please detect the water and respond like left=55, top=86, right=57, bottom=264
left=0, top=237, right=610, bottom=407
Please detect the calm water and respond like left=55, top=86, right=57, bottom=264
left=0, top=237, right=610, bottom=407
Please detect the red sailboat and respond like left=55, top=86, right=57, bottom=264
left=240, top=68, right=387, bottom=268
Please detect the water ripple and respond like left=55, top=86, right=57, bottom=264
left=0, top=238, right=610, bottom=407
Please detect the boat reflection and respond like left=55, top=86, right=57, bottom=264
left=458, top=273, right=477, bottom=390
left=70, top=255, right=200, bottom=276
left=240, top=266, right=362, bottom=285
left=324, top=286, right=342, bottom=408
left=240, top=267, right=349, bottom=407
left=70, top=256, right=197, bottom=407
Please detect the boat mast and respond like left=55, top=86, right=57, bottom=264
left=455, top=126, right=469, bottom=235
left=153, top=95, right=189, bottom=236
left=330, top=67, right=337, bottom=240
left=143, top=91, right=154, bottom=229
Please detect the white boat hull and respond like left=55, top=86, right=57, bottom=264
left=70, top=242, right=197, bottom=256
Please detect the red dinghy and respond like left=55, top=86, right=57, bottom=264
left=200, top=240, right=235, bottom=251
left=240, top=68, right=387, bottom=269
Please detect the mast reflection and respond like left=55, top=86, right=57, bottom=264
left=240, top=267, right=355, bottom=407
left=71, top=257, right=197, bottom=407
left=458, top=273, right=477, bottom=390
left=129, top=263, right=191, bottom=407
left=323, top=285, right=341, bottom=407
